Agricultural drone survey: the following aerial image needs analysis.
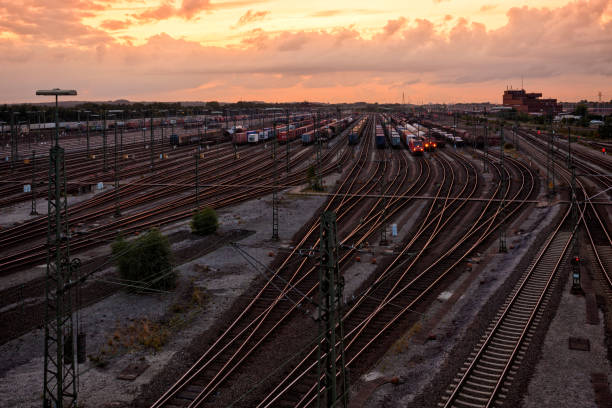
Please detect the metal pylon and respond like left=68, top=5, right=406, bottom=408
left=379, top=165, right=388, bottom=246
left=483, top=125, right=489, bottom=173
left=150, top=115, right=154, bottom=169
left=272, top=122, right=279, bottom=241
left=114, top=126, right=121, bottom=217
left=317, top=211, right=348, bottom=408
left=31, top=149, right=38, bottom=215
left=286, top=110, right=290, bottom=174
left=315, top=114, right=322, bottom=190
left=102, top=113, right=108, bottom=172
left=546, top=132, right=556, bottom=196
left=44, top=146, right=78, bottom=408
left=10, top=112, right=18, bottom=171
left=570, top=165, right=581, bottom=292
left=498, top=125, right=507, bottom=253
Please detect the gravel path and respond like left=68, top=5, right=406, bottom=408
left=522, top=275, right=611, bottom=408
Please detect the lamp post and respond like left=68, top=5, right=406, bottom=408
left=36, top=88, right=79, bottom=408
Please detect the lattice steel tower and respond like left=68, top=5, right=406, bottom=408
left=272, top=120, right=279, bottom=240
left=37, top=88, right=79, bottom=408
left=317, top=211, right=348, bottom=408
left=498, top=125, right=507, bottom=253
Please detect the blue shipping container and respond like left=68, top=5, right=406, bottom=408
left=375, top=135, right=386, bottom=148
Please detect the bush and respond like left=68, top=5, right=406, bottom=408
left=111, top=228, right=175, bottom=291
left=191, top=207, right=218, bottom=235
left=306, top=165, right=322, bottom=191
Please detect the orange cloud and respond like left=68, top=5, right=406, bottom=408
left=1, top=0, right=611, bottom=103
left=100, top=19, right=132, bottom=30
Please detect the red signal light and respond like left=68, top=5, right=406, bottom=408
left=537, top=130, right=541, bottom=135
left=571, top=256, right=580, bottom=265
left=603, top=148, right=606, bottom=153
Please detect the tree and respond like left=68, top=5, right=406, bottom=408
left=111, top=228, right=175, bottom=291
left=574, top=103, right=588, bottom=118
left=191, top=207, right=219, bottom=235
left=599, top=117, right=612, bottom=139
left=206, top=101, right=221, bottom=111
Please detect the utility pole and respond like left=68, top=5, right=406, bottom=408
left=272, top=120, right=279, bottom=241
left=31, top=149, right=38, bottom=215
left=150, top=114, right=154, bottom=169
left=570, top=166, right=581, bottom=293
left=37, top=88, right=79, bottom=408
left=142, top=112, right=146, bottom=148
left=315, top=112, right=322, bottom=190
left=546, top=131, right=556, bottom=197
left=499, top=125, right=507, bottom=253
left=286, top=109, right=290, bottom=174
left=567, top=126, right=572, bottom=168
left=379, top=168, right=388, bottom=246
left=85, top=111, right=90, bottom=158
left=317, top=211, right=348, bottom=408
left=483, top=123, right=489, bottom=173
left=10, top=112, right=17, bottom=171
left=114, top=123, right=121, bottom=218
left=195, top=147, right=200, bottom=211
left=103, top=111, right=108, bottom=172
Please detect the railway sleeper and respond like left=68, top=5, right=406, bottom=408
left=481, top=353, right=510, bottom=365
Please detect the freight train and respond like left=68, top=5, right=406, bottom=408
left=375, top=123, right=386, bottom=149
left=348, top=117, right=367, bottom=145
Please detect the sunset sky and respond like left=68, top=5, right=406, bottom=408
left=1, top=0, right=611, bottom=103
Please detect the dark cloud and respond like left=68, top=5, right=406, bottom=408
left=234, top=9, right=269, bottom=28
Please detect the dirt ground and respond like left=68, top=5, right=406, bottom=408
left=522, top=276, right=611, bottom=408
left=359, top=201, right=561, bottom=407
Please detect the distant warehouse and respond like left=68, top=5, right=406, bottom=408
left=503, top=89, right=562, bottom=115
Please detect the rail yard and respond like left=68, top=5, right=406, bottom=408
left=0, top=105, right=610, bottom=408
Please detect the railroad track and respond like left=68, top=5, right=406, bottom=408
left=148, top=115, right=435, bottom=407
left=0, top=123, right=348, bottom=273
left=256, top=149, right=538, bottom=407
left=439, top=210, right=572, bottom=408
left=437, top=127, right=610, bottom=408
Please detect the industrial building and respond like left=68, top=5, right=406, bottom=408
left=502, top=89, right=562, bottom=115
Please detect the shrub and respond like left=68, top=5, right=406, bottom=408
left=306, top=165, right=322, bottom=191
left=190, top=207, right=218, bottom=235
left=111, top=228, right=175, bottom=291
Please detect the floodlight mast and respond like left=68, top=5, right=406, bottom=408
left=35, top=89, right=77, bottom=146
left=36, top=88, right=79, bottom=408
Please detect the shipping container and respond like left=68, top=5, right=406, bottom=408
left=302, top=132, right=314, bottom=145
left=247, top=131, right=259, bottom=144
left=232, top=132, right=248, bottom=145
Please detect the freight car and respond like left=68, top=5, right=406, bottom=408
left=375, top=124, right=386, bottom=149
left=247, top=131, right=259, bottom=144
left=302, top=132, right=314, bottom=145
left=170, top=129, right=226, bottom=146
left=390, top=129, right=401, bottom=148
left=349, top=117, right=367, bottom=145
